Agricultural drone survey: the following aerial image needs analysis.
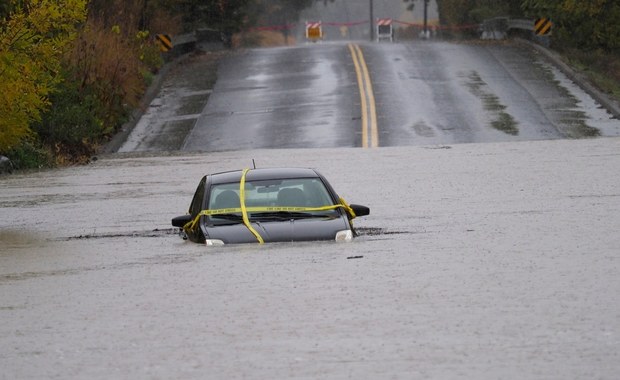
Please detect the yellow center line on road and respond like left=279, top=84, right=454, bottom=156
left=348, top=43, right=368, bottom=147
left=348, top=43, right=379, bottom=148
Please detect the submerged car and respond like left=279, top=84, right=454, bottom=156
left=172, top=167, right=370, bottom=245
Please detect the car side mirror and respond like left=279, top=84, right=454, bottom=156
left=172, top=214, right=192, bottom=228
left=350, top=204, right=370, bottom=217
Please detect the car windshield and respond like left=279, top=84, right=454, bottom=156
left=206, top=177, right=339, bottom=224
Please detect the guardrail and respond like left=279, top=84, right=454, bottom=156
left=508, top=18, right=535, bottom=32
left=480, top=17, right=550, bottom=46
left=481, top=17, right=536, bottom=39
left=168, top=19, right=539, bottom=51
left=161, top=29, right=227, bottom=60
left=170, top=33, right=197, bottom=57
left=480, top=17, right=509, bottom=39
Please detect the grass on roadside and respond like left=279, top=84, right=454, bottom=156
left=561, top=48, right=620, bottom=102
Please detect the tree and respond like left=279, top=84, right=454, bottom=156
left=402, top=0, right=417, bottom=12
left=432, top=0, right=523, bottom=29
left=0, top=0, right=87, bottom=153
left=522, top=0, right=620, bottom=52
left=245, top=0, right=314, bottom=32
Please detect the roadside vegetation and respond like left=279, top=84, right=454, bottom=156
left=430, top=0, right=620, bottom=112
left=0, top=0, right=617, bottom=170
left=0, top=0, right=328, bottom=169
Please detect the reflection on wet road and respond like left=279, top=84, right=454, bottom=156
left=177, top=41, right=619, bottom=152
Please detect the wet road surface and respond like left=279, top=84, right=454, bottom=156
left=2, top=140, right=620, bottom=378
left=367, top=41, right=616, bottom=145
left=170, top=41, right=618, bottom=153
left=183, top=45, right=360, bottom=151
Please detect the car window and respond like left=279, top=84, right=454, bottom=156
left=208, top=183, right=241, bottom=210
left=189, top=176, right=206, bottom=216
left=207, top=178, right=336, bottom=213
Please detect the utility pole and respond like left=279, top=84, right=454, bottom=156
left=369, top=0, right=374, bottom=41
left=140, top=0, right=149, bottom=30
left=423, top=0, right=429, bottom=38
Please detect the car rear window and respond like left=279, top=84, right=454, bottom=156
left=208, top=178, right=335, bottom=210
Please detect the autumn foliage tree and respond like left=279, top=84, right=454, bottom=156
left=34, top=0, right=168, bottom=163
left=0, top=0, right=87, bottom=154
left=7, top=0, right=617, bottom=167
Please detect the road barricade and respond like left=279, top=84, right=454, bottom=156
left=376, top=18, right=393, bottom=42
left=305, top=21, right=323, bottom=42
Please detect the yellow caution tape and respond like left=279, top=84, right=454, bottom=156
left=240, top=168, right=264, bottom=244
left=199, top=205, right=345, bottom=216
left=339, top=197, right=356, bottom=219
left=182, top=204, right=351, bottom=233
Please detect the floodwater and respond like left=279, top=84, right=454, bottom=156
left=2, top=140, right=620, bottom=378
left=3, top=1, right=620, bottom=374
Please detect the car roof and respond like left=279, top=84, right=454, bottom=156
left=208, top=168, right=322, bottom=185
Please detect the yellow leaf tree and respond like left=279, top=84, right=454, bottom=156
left=0, top=0, right=87, bottom=153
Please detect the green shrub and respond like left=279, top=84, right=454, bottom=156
left=34, top=75, right=105, bottom=147
left=5, top=139, right=54, bottom=170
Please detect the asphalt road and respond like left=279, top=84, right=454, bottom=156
left=118, top=0, right=618, bottom=154
left=175, top=41, right=617, bottom=152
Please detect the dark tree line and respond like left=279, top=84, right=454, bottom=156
left=413, top=0, right=618, bottom=52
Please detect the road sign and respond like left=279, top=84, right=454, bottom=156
left=306, top=21, right=323, bottom=41
left=534, top=18, right=552, bottom=36
left=156, top=34, right=173, bottom=52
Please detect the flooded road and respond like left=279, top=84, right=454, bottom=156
left=3, top=2, right=620, bottom=375
left=2, top=140, right=620, bottom=378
